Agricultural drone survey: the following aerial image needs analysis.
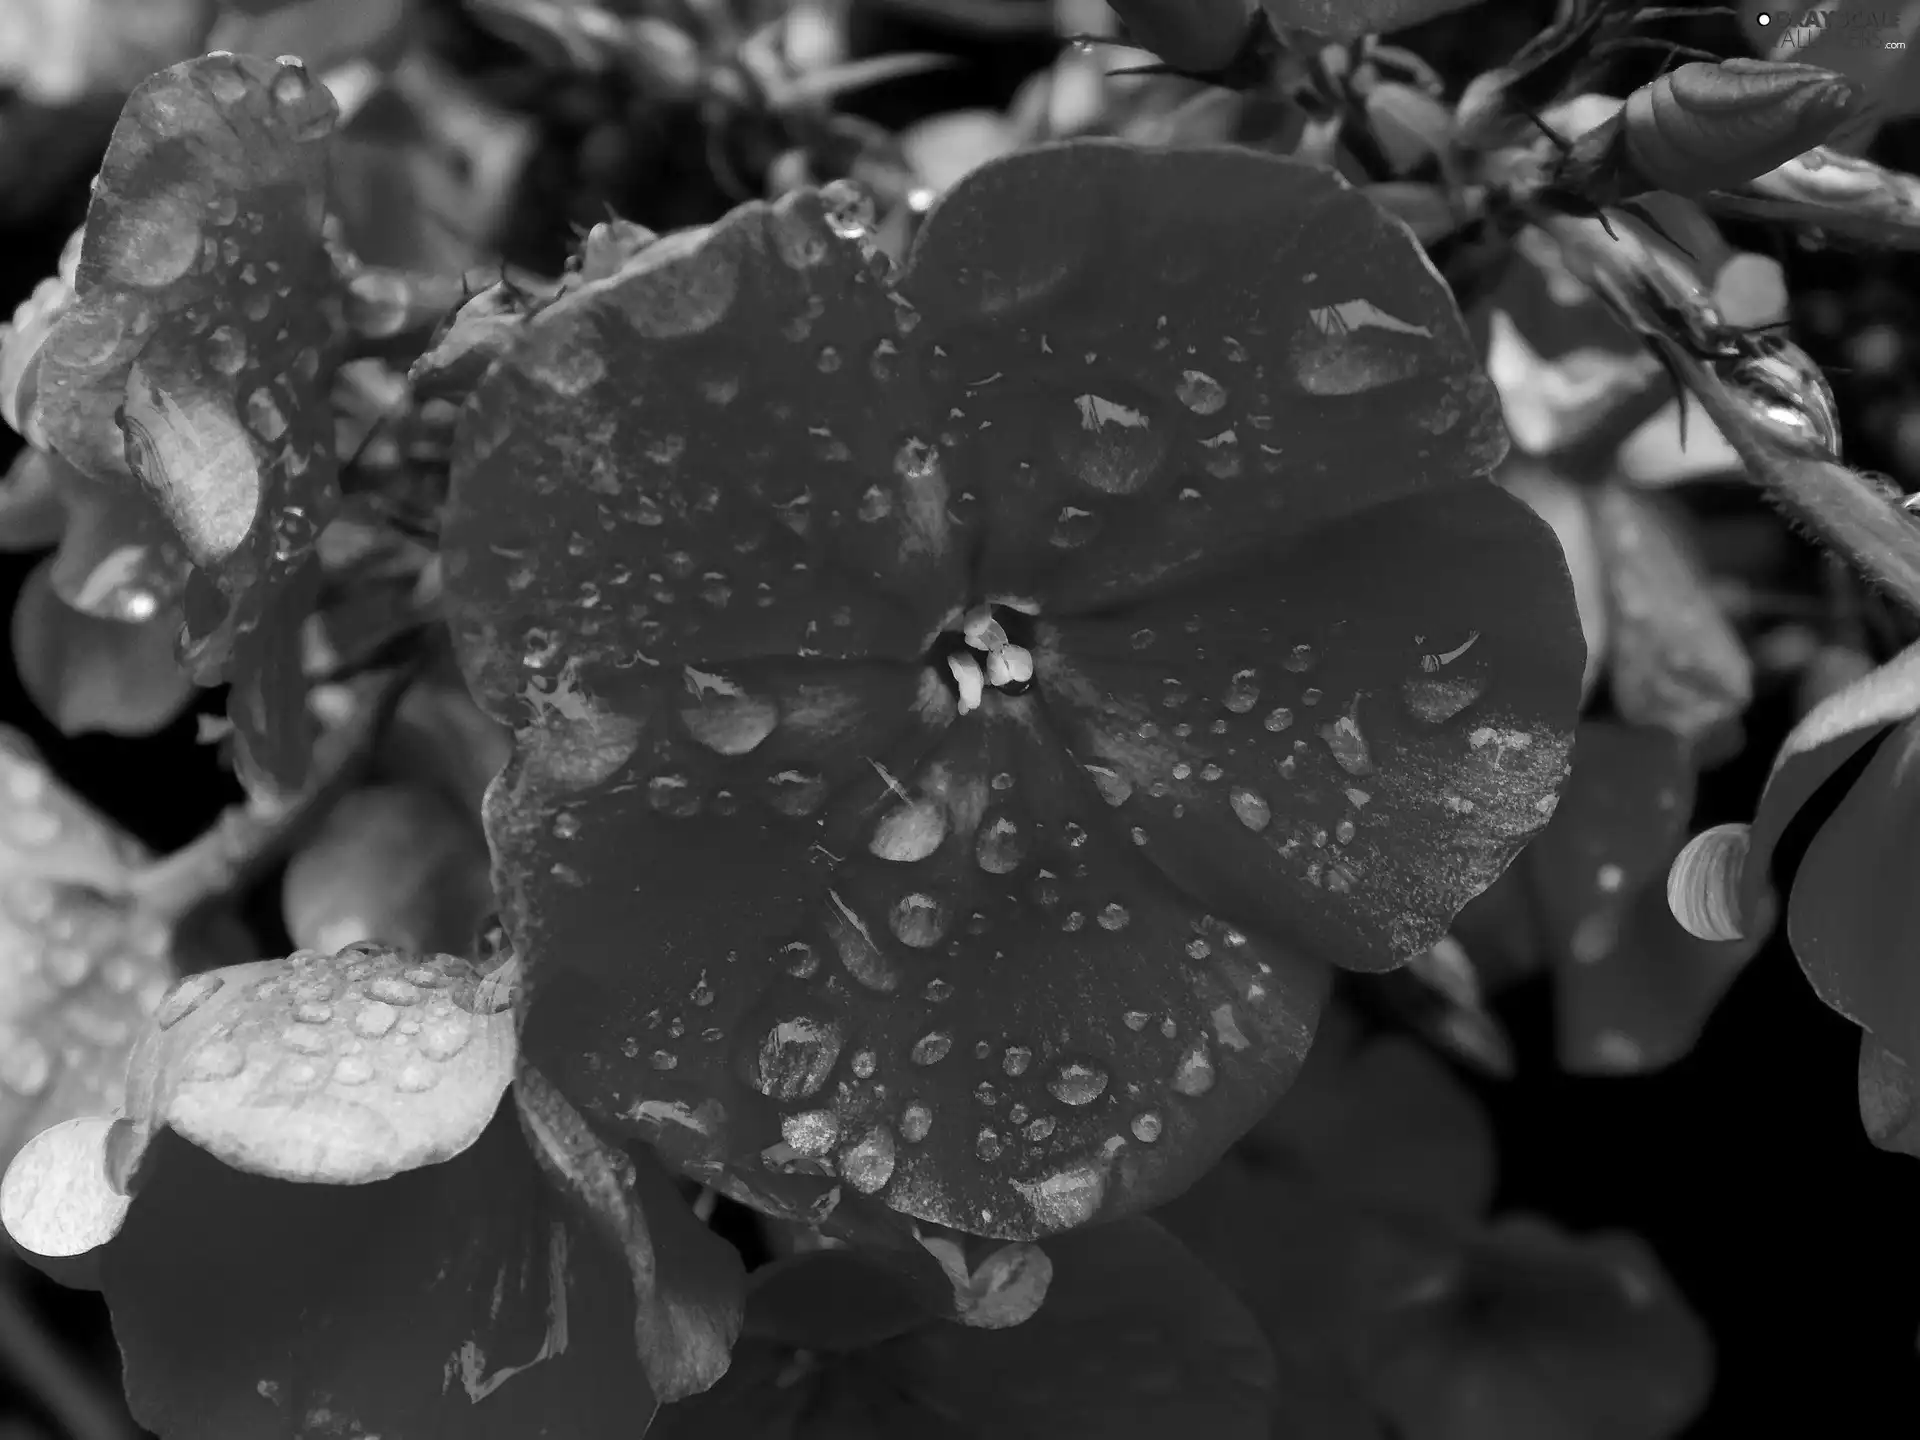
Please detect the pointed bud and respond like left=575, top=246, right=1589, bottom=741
left=1108, top=0, right=1256, bottom=74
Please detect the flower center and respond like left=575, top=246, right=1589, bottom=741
left=930, top=603, right=1036, bottom=715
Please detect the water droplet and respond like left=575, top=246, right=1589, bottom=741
left=851, top=1049, right=877, bottom=1079
left=419, top=1016, right=472, bottom=1060
left=370, top=976, right=421, bottom=1006
left=975, top=1080, right=1000, bottom=1106
left=1262, top=707, right=1294, bottom=733
left=895, top=436, right=939, bottom=480
left=816, top=345, right=842, bottom=373
left=1083, top=764, right=1133, bottom=807
left=1283, top=644, right=1316, bottom=673
left=869, top=338, right=900, bottom=382
left=1320, top=710, right=1375, bottom=775
left=976, top=1126, right=1005, bottom=1161
left=1098, top=902, right=1131, bottom=931
left=1222, top=669, right=1260, bottom=713
left=782, top=1109, right=840, bottom=1157
left=681, top=687, right=778, bottom=755
left=1176, top=370, right=1227, bottom=415
left=750, top=1016, right=844, bottom=1100
left=1132, top=1110, right=1164, bottom=1143
left=911, top=1031, right=953, bottom=1066
left=1123, top=1010, right=1151, bottom=1031
left=780, top=941, right=821, bottom=978
left=1130, top=628, right=1156, bottom=651
left=648, top=773, right=703, bottom=818
left=891, top=892, right=950, bottom=948
left=1047, top=1060, right=1109, bottom=1106
left=353, top=1001, right=398, bottom=1038
left=189, top=1041, right=246, bottom=1081
left=205, top=326, right=247, bottom=375
left=395, top=1062, right=437, bottom=1092
left=924, top=977, right=953, bottom=1003
left=333, top=1055, right=373, bottom=1086
left=650, top=1049, right=678, bottom=1071
left=1229, top=787, right=1271, bottom=831
left=766, top=768, right=827, bottom=817
left=155, top=973, right=224, bottom=1030
left=900, top=1101, right=933, bottom=1143
left=975, top=814, right=1027, bottom=874
left=1402, top=673, right=1486, bottom=725
left=840, top=1125, right=897, bottom=1193
left=294, top=1002, right=333, bottom=1025
left=1054, top=393, right=1169, bottom=495
left=245, top=387, right=288, bottom=442
left=871, top=800, right=948, bottom=862
left=1173, top=1038, right=1216, bottom=1096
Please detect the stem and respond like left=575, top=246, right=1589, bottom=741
left=127, top=664, right=420, bottom=921
left=1663, top=344, right=1920, bottom=617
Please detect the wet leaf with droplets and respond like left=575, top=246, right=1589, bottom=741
left=442, top=141, right=1579, bottom=1242
left=652, top=1218, right=1274, bottom=1440
left=27, top=52, right=349, bottom=788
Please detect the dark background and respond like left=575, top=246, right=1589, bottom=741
left=3, top=0, right=1919, bottom=1432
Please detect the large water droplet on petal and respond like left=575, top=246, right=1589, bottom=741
left=838, top=1124, right=898, bottom=1193
left=1131, top=1110, right=1163, bottom=1142
left=679, top=680, right=778, bottom=755
left=911, top=1030, right=953, bottom=1066
left=1083, top=763, right=1133, bottom=806
left=1052, top=393, right=1169, bottom=495
left=1175, top=370, right=1227, bottom=415
left=975, top=814, right=1028, bottom=874
left=871, top=800, right=948, bottom=862
left=765, top=768, right=827, bottom=817
left=155, top=973, right=224, bottom=1030
left=900, top=1100, right=933, bottom=1142
left=827, top=893, right=903, bottom=993
left=750, top=1016, right=845, bottom=1100
left=1229, top=787, right=1271, bottom=832
left=1046, top=1059, right=1109, bottom=1106
left=1320, top=708, right=1376, bottom=775
left=781, top=1109, right=840, bottom=1157
left=1222, top=669, right=1260, bottom=714
left=890, top=892, right=951, bottom=948
left=648, top=773, right=703, bottom=818
left=1172, top=1037, right=1216, bottom=1096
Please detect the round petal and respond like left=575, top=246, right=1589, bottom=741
left=122, top=944, right=517, bottom=1184
left=897, top=142, right=1508, bottom=610
left=11, top=553, right=194, bottom=737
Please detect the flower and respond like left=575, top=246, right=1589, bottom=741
left=438, top=139, right=1584, bottom=1240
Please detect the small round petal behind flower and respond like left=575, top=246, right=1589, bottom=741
left=1667, top=824, right=1750, bottom=942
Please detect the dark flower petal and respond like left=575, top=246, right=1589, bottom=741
left=1038, top=482, right=1580, bottom=972
left=898, top=142, right=1507, bottom=610
left=654, top=1218, right=1274, bottom=1440
left=1589, top=484, right=1750, bottom=746
left=31, top=52, right=349, bottom=785
left=1787, top=713, right=1920, bottom=1065
left=442, top=188, right=968, bottom=703
left=743, top=1248, right=933, bottom=1352
left=1740, top=640, right=1920, bottom=935
left=1358, top=1217, right=1712, bottom=1440
left=11, top=554, right=194, bottom=738
left=104, top=1111, right=661, bottom=1440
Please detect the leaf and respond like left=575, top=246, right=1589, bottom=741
left=443, top=142, right=1580, bottom=1238
left=280, top=783, right=493, bottom=956
left=1589, top=484, right=1751, bottom=746
left=29, top=52, right=351, bottom=788
left=10, top=554, right=195, bottom=737
left=1357, top=1217, right=1712, bottom=1440
left=653, top=1218, right=1274, bottom=1440
left=100, top=1108, right=666, bottom=1440
left=1787, top=713, right=1920, bottom=1065
left=1259, top=0, right=1483, bottom=42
